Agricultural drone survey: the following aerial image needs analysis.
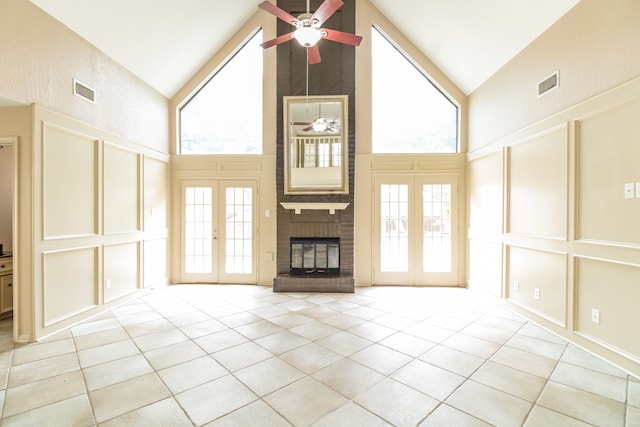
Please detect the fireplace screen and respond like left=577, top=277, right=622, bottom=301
left=290, top=238, right=340, bottom=274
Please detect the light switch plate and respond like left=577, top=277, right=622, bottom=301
left=625, top=183, right=635, bottom=199
left=636, top=182, right=640, bottom=198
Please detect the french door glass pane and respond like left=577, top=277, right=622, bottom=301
left=380, top=184, right=409, bottom=272
left=225, top=187, right=252, bottom=274
left=423, top=184, right=452, bottom=272
left=185, top=187, right=213, bottom=273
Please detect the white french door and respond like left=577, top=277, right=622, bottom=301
left=374, top=175, right=459, bottom=285
left=180, top=180, right=256, bottom=284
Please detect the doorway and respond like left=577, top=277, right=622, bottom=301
left=0, top=137, right=16, bottom=328
left=179, top=179, right=257, bottom=284
left=373, top=175, right=459, bottom=285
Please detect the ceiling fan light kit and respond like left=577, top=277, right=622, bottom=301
left=258, top=0, right=362, bottom=64
left=293, top=24, right=323, bottom=47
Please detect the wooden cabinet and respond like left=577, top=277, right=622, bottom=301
left=0, top=258, right=12, bottom=314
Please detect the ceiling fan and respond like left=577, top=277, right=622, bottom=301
left=291, top=102, right=341, bottom=133
left=292, top=117, right=340, bottom=133
left=258, top=0, right=362, bottom=64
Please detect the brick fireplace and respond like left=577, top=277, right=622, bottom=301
left=273, top=0, right=356, bottom=293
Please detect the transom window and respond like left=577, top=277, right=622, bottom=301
left=179, top=30, right=263, bottom=154
left=372, top=27, right=458, bottom=153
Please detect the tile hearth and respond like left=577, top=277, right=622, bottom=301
left=0, top=284, right=637, bottom=426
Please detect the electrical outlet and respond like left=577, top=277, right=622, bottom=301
left=105, top=278, right=112, bottom=289
left=514, top=280, right=520, bottom=292
left=625, top=183, right=635, bottom=199
left=591, top=308, right=600, bottom=324
left=534, top=288, right=540, bottom=300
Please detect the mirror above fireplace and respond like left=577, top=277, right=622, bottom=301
left=284, top=95, right=348, bottom=194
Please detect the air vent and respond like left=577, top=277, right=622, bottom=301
left=538, top=71, right=559, bottom=97
left=73, top=79, right=96, bottom=103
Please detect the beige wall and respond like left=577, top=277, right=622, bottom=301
left=468, top=0, right=640, bottom=376
left=168, top=11, right=277, bottom=286
left=0, top=0, right=169, bottom=152
left=469, top=0, right=640, bottom=150
left=0, top=1, right=171, bottom=341
left=32, top=106, right=169, bottom=339
left=353, top=0, right=468, bottom=286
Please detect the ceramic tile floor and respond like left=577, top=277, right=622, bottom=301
left=0, top=284, right=638, bottom=426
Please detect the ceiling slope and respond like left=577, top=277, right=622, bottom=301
left=30, top=0, right=581, bottom=97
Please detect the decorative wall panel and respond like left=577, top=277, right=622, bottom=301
left=468, top=152, right=503, bottom=235
left=576, top=257, right=640, bottom=357
left=104, top=143, right=140, bottom=234
left=144, top=239, right=168, bottom=288
left=43, top=247, right=96, bottom=325
left=144, top=157, right=168, bottom=231
left=468, top=239, right=502, bottom=296
left=43, top=124, right=97, bottom=238
left=577, top=98, right=640, bottom=245
left=104, top=242, right=139, bottom=303
left=508, top=126, right=567, bottom=239
left=507, top=245, right=567, bottom=325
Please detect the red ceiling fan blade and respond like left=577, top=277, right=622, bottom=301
left=261, top=32, right=294, bottom=49
left=307, top=44, right=320, bottom=64
left=258, top=1, right=299, bottom=25
left=321, top=28, right=363, bottom=46
left=311, top=0, right=343, bottom=26
left=307, top=45, right=321, bottom=64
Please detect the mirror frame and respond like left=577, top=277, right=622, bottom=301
left=283, top=95, right=349, bottom=195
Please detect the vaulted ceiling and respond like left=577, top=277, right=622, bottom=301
left=29, top=0, right=581, bottom=98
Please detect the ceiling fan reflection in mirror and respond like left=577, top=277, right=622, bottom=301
left=258, top=0, right=362, bottom=64
left=292, top=117, right=340, bottom=133
left=291, top=101, right=341, bottom=133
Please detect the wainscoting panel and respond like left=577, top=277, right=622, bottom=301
left=43, top=247, right=97, bottom=326
left=144, top=156, right=169, bottom=232
left=144, top=238, right=168, bottom=288
left=575, top=256, right=640, bottom=359
left=43, top=123, right=98, bottom=238
left=576, top=97, right=640, bottom=245
left=467, top=239, right=502, bottom=296
left=507, top=125, right=568, bottom=239
left=104, top=142, right=140, bottom=234
left=104, top=241, right=139, bottom=303
left=468, top=151, right=503, bottom=236
left=507, top=245, right=567, bottom=326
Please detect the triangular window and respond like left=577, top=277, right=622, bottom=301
left=179, top=30, right=263, bottom=154
left=372, top=27, right=458, bottom=153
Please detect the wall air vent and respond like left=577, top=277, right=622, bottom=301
left=73, top=79, right=96, bottom=103
left=537, top=71, right=559, bottom=97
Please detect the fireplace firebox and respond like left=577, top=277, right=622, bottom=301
left=290, top=238, right=340, bottom=275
